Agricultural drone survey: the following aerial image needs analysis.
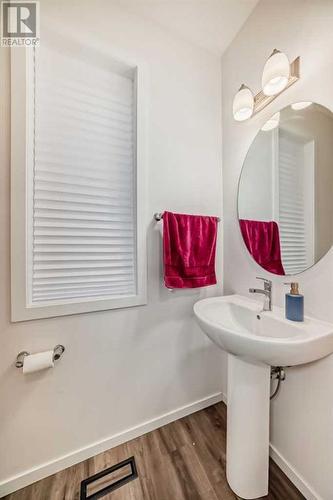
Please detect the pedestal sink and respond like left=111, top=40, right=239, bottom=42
left=194, top=294, right=333, bottom=499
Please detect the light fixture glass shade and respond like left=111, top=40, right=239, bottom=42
left=261, top=112, right=280, bottom=131
left=262, top=50, right=290, bottom=96
left=233, top=85, right=254, bottom=121
left=291, top=101, right=313, bottom=110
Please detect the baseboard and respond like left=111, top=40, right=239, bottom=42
left=220, top=391, right=227, bottom=405
left=269, top=445, right=323, bottom=500
left=0, top=392, right=223, bottom=497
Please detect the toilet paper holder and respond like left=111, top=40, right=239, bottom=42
left=15, top=345, right=65, bottom=368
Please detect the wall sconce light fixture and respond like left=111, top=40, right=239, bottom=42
left=233, top=49, right=300, bottom=122
left=262, top=49, right=290, bottom=96
left=233, top=84, right=254, bottom=122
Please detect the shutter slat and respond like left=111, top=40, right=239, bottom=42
left=34, top=283, right=133, bottom=292
left=33, top=275, right=134, bottom=285
left=35, top=199, right=132, bottom=214
left=35, top=262, right=133, bottom=270
left=39, top=76, right=133, bottom=109
left=34, top=268, right=134, bottom=278
left=35, top=182, right=132, bottom=198
left=35, top=234, right=133, bottom=241
left=35, top=254, right=133, bottom=261
left=38, top=105, right=133, bottom=133
left=33, top=289, right=135, bottom=300
left=36, top=157, right=132, bottom=172
left=35, top=207, right=133, bottom=217
left=35, top=238, right=133, bottom=245
left=35, top=133, right=134, bottom=154
left=34, top=246, right=134, bottom=253
left=35, top=221, right=133, bottom=230
left=35, top=172, right=132, bottom=188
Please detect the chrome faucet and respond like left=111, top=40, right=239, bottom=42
left=249, top=277, right=272, bottom=311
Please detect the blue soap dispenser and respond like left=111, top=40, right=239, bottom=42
left=284, top=282, right=304, bottom=322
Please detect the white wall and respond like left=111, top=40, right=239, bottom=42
left=0, top=0, right=223, bottom=494
left=222, top=1, right=333, bottom=498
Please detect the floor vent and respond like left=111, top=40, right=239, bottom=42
left=80, top=456, right=138, bottom=499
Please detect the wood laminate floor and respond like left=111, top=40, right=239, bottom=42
left=5, top=403, right=304, bottom=500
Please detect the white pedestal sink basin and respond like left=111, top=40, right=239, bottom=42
left=194, top=294, right=333, bottom=499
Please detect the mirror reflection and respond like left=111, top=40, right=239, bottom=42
left=238, top=102, right=333, bottom=275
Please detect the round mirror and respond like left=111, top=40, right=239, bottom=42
left=238, top=102, right=333, bottom=275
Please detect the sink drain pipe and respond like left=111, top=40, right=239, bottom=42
left=270, top=367, right=286, bottom=400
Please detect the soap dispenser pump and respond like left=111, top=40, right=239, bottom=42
left=284, top=282, right=304, bottom=322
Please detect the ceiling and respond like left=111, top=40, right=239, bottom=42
left=117, top=0, right=259, bottom=55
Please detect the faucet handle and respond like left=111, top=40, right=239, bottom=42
left=256, top=277, right=272, bottom=289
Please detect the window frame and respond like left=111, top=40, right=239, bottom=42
left=11, top=48, right=148, bottom=321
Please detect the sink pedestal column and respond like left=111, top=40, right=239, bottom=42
left=226, top=354, right=270, bottom=499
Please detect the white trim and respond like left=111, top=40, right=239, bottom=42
left=0, top=392, right=223, bottom=497
left=269, top=445, right=323, bottom=500
left=11, top=48, right=33, bottom=321
left=10, top=47, right=148, bottom=321
left=220, top=392, right=322, bottom=500
left=220, top=391, right=227, bottom=405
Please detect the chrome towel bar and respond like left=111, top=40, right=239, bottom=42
left=154, top=212, right=220, bottom=222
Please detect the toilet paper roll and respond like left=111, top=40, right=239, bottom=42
left=23, top=351, right=54, bottom=374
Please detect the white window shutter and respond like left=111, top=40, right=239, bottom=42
left=278, top=131, right=314, bottom=275
left=32, top=43, right=137, bottom=303
left=11, top=45, right=147, bottom=320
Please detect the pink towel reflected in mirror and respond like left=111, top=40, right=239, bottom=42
left=239, top=219, right=285, bottom=275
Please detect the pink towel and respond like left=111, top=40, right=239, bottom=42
left=163, top=211, right=218, bottom=288
left=239, top=219, right=285, bottom=275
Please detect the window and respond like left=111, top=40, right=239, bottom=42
left=11, top=44, right=147, bottom=321
left=276, top=130, right=315, bottom=274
